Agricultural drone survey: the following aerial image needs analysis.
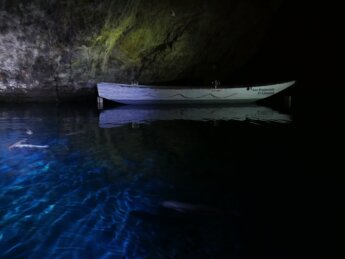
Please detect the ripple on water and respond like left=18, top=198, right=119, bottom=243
left=0, top=105, right=298, bottom=258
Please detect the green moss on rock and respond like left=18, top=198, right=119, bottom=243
left=0, top=0, right=283, bottom=101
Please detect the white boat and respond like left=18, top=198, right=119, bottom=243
left=97, top=81, right=295, bottom=105
left=99, top=105, right=291, bottom=128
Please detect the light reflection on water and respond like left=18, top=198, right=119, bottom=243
left=0, top=104, right=299, bottom=258
left=99, top=104, right=292, bottom=127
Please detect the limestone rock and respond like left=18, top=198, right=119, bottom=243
left=0, top=0, right=283, bottom=102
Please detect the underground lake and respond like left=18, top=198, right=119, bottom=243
left=0, top=100, right=316, bottom=258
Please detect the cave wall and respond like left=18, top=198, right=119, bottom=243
left=0, top=0, right=283, bottom=102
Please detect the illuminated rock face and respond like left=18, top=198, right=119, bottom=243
left=0, top=0, right=282, bottom=102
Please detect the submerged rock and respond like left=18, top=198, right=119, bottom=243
left=0, top=0, right=283, bottom=102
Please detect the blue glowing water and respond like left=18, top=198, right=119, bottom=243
left=0, top=104, right=302, bottom=258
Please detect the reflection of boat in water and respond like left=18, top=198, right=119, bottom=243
left=97, top=81, right=295, bottom=105
left=99, top=105, right=291, bottom=128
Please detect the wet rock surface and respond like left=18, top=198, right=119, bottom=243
left=0, top=0, right=283, bottom=102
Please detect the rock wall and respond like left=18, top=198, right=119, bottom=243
left=0, top=0, right=283, bottom=102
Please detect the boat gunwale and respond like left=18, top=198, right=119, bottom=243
left=98, top=80, right=296, bottom=90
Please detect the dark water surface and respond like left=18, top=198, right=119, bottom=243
left=0, top=103, right=310, bottom=258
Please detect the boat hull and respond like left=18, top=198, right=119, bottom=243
left=97, top=81, right=295, bottom=105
